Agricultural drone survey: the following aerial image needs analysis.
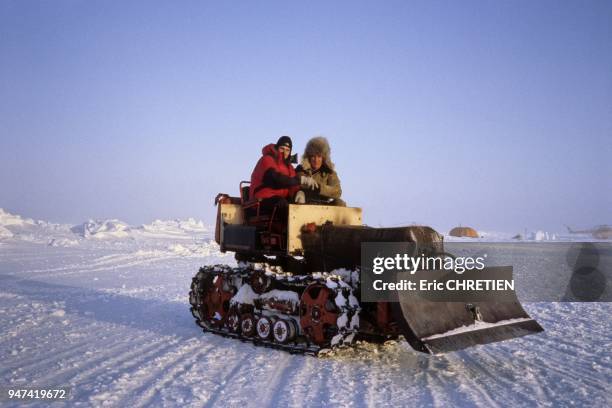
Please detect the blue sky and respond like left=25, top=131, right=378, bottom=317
left=1, top=1, right=610, bottom=232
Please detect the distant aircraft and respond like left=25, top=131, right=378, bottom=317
left=566, top=225, right=612, bottom=239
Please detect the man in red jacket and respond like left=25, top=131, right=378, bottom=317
left=249, top=136, right=318, bottom=219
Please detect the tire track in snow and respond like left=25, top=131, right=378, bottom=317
left=22, top=252, right=178, bottom=277
left=371, top=346, right=426, bottom=406
left=308, top=360, right=336, bottom=406
left=34, top=337, right=173, bottom=389
left=371, top=346, right=430, bottom=406
left=531, top=304, right=612, bottom=384
left=529, top=347, right=609, bottom=395
left=245, top=353, right=293, bottom=407
left=12, top=333, right=150, bottom=385
left=131, top=343, right=214, bottom=407
left=263, top=355, right=313, bottom=408
left=506, top=347, right=593, bottom=403
left=425, top=352, right=507, bottom=408
left=524, top=331, right=610, bottom=390
left=445, top=351, right=512, bottom=408
left=454, top=345, right=560, bottom=407
left=495, top=348, right=556, bottom=407
left=345, top=344, right=434, bottom=407
left=200, top=353, right=259, bottom=408
left=272, top=354, right=319, bottom=407
left=421, top=357, right=459, bottom=408
left=364, top=358, right=384, bottom=408
left=40, top=257, right=178, bottom=279
left=93, top=341, right=206, bottom=406
left=1, top=338, right=96, bottom=379
left=0, top=307, right=51, bottom=347
left=200, top=345, right=322, bottom=408
left=338, top=361, right=381, bottom=407
left=291, top=358, right=330, bottom=406
left=456, top=351, right=518, bottom=396
left=22, top=249, right=223, bottom=279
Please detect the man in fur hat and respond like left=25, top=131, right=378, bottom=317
left=295, top=136, right=346, bottom=206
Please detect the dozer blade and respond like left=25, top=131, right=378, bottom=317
left=390, top=269, right=544, bottom=354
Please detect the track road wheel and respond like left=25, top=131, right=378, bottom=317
left=226, top=309, right=241, bottom=333
left=256, top=316, right=277, bottom=340
left=273, top=319, right=297, bottom=344
left=300, top=283, right=340, bottom=346
left=240, top=313, right=257, bottom=337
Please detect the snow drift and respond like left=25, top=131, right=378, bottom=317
left=0, top=207, right=37, bottom=227
left=71, top=219, right=132, bottom=239
left=0, top=209, right=213, bottom=252
left=142, top=218, right=208, bottom=234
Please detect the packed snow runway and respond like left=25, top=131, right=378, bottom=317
left=0, top=209, right=610, bottom=407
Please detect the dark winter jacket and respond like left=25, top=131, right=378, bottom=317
left=250, top=144, right=300, bottom=200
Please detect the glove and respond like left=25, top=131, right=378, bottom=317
left=294, top=191, right=306, bottom=204
left=300, top=176, right=319, bottom=191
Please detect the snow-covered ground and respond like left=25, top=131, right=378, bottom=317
left=0, top=209, right=610, bottom=407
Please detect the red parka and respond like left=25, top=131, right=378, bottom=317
left=250, top=144, right=300, bottom=199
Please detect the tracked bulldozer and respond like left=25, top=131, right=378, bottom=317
left=189, top=181, right=543, bottom=355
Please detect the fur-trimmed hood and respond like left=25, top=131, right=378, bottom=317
left=300, top=136, right=335, bottom=171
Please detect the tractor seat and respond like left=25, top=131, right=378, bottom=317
left=239, top=181, right=285, bottom=233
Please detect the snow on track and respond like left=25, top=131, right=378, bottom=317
left=0, top=211, right=610, bottom=407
